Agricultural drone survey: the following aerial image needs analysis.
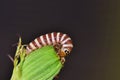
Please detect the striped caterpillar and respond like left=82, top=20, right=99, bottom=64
left=26, top=32, right=73, bottom=64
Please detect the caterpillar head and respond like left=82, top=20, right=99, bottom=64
left=59, top=44, right=73, bottom=57
left=60, top=48, right=70, bottom=56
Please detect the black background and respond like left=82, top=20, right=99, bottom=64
left=1, top=0, right=120, bottom=80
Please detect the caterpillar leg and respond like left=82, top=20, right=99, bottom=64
left=54, top=43, right=62, bottom=53
left=60, top=57, right=65, bottom=64
left=54, top=75, right=59, bottom=80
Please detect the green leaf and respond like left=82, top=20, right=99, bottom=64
left=10, top=38, right=63, bottom=80
left=21, top=46, right=63, bottom=80
left=11, top=38, right=26, bottom=80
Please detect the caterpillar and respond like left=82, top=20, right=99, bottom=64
left=26, top=32, right=73, bottom=63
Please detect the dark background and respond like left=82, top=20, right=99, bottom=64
left=1, top=0, right=120, bottom=80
